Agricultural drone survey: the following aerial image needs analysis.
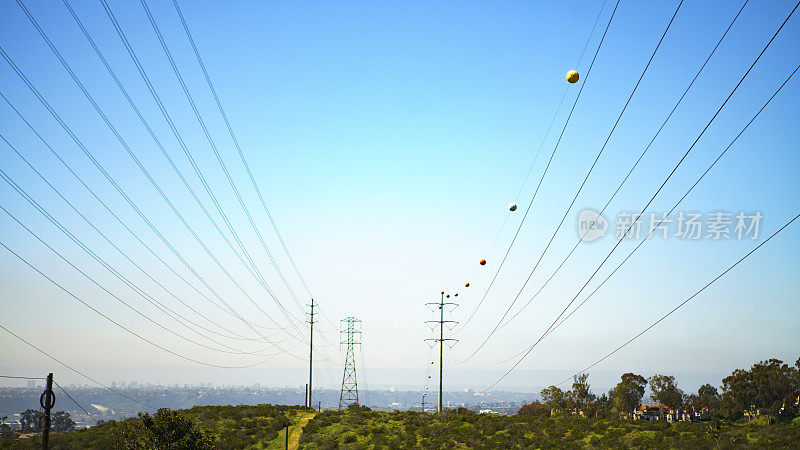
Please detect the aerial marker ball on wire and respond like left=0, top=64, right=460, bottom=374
left=566, top=70, right=579, bottom=83
left=480, top=259, right=486, bottom=266
left=508, top=202, right=517, bottom=212
left=465, top=282, right=470, bottom=287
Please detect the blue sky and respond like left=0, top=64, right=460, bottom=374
left=0, top=0, right=798, bottom=392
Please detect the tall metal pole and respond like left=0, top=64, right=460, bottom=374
left=425, top=291, right=458, bottom=414
left=438, top=293, right=444, bottom=413
left=308, top=299, right=315, bottom=409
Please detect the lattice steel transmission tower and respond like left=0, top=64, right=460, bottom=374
left=338, top=317, right=361, bottom=409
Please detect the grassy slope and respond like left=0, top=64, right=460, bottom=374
left=299, top=409, right=800, bottom=449
left=2, top=406, right=798, bottom=449
left=0, top=404, right=308, bottom=450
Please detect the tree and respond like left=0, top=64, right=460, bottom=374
left=571, top=373, right=597, bottom=409
left=609, top=373, right=647, bottom=418
left=696, top=384, right=720, bottom=411
left=139, top=409, right=214, bottom=449
left=0, top=416, right=12, bottom=440
left=19, top=409, right=43, bottom=432
left=720, top=358, right=800, bottom=419
left=540, top=386, right=568, bottom=412
left=52, top=411, right=76, bottom=433
left=517, top=401, right=550, bottom=417
left=648, top=374, right=684, bottom=410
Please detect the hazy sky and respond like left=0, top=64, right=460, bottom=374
left=1, top=0, right=798, bottom=394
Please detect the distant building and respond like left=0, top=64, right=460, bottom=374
left=633, top=405, right=665, bottom=421
left=479, top=409, right=499, bottom=415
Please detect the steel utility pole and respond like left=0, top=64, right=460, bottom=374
left=425, top=291, right=458, bottom=413
left=307, top=299, right=316, bottom=409
left=421, top=393, right=426, bottom=413
left=338, top=317, right=361, bottom=409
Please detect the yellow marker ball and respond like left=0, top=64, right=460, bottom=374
left=566, top=70, right=579, bottom=84
left=465, top=282, right=470, bottom=287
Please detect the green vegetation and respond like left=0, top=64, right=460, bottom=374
left=0, top=404, right=305, bottom=450
left=0, top=402, right=797, bottom=449
left=1, top=356, right=796, bottom=448
left=299, top=406, right=800, bottom=448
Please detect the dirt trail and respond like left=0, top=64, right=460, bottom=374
left=288, top=411, right=316, bottom=450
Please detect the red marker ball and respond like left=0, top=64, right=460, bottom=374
left=480, top=259, right=486, bottom=266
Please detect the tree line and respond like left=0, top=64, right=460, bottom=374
left=519, top=357, right=800, bottom=420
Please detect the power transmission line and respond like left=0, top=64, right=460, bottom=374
left=461, top=0, right=684, bottom=361
left=0, top=92, right=282, bottom=341
left=0, top=132, right=268, bottom=344
left=492, top=0, right=750, bottom=335
left=0, top=238, right=287, bottom=369
left=135, top=0, right=308, bottom=330
left=0, top=48, right=300, bottom=348
left=0, top=168, right=285, bottom=356
left=58, top=0, right=295, bottom=329
left=0, top=375, right=44, bottom=380
left=543, top=61, right=799, bottom=343
left=491, top=59, right=798, bottom=367
left=459, top=0, right=622, bottom=331
left=68, top=0, right=308, bottom=336
left=54, top=381, right=99, bottom=425
left=459, top=0, right=610, bottom=301
left=554, top=211, right=800, bottom=386
left=171, top=0, right=316, bottom=301
left=11, top=2, right=304, bottom=341
left=486, top=0, right=800, bottom=388
left=0, top=323, right=155, bottom=409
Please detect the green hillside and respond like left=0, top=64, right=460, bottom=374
left=3, top=404, right=800, bottom=449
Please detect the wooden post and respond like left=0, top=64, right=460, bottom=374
left=41, top=373, right=55, bottom=450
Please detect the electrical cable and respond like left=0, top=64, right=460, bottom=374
left=486, top=0, right=800, bottom=389
left=494, top=0, right=750, bottom=335
left=459, top=0, right=610, bottom=312
left=0, top=132, right=267, bottom=344
left=171, top=0, right=316, bottom=302
left=0, top=167, right=288, bottom=356
left=0, top=48, right=301, bottom=350
left=11, top=2, right=305, bottom=341
left=0, top=238, right=283, bottom=369
left=135, top=0, right=308, bottom=329
left=461, top=0, right=684, bottom=361
left=459, top=0, right=623, bottom=331
left=0, top=196, right=287, bottom=359
left=59, top=0, right=299, bottom=332
left=492, top=59, right=798, bottom=367
left=0, top=322, right=155, bottom=409
left=554, top=211, right=800, bottom=386
left=0, top=92, right=282, bottom=338
left=54, top=380, right=99, bottom=425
